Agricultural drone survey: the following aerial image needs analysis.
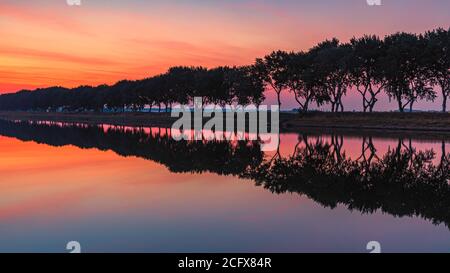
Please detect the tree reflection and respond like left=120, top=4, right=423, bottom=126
left=0, top=120, right=263, bottom=176
left=245, top=135, right=450, bottom=228
left=0, top=119, right=448, bottom=228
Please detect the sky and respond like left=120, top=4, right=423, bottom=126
left=0, top=0, right=449, bottom=111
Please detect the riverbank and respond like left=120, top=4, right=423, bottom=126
left=0, top=111, right=449, bottom=136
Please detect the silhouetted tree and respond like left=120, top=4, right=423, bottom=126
left=423, top=28, right=450, bottom=112
left=312, top=39, right=352, bottom=112
left=255, top=50, right=289, bottom=109
left=349, top=35, right=387, bottom=112
left=230, top=65, right=266, bottom=106
left=285, top=52, right=324, bottom=112
left=383, top=32, right=436, bottom=112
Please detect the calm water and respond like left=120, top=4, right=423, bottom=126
left=0, top=119, right=449, bottom=253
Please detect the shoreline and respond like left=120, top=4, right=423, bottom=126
left=0, top=111, right=449, bottom=139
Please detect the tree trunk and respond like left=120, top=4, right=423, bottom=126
left=442, top=140, right=446, bottom=162
left=358, top=85, right=370, bottom=113
left=361, top=92, right=367, bottom=112
left=368, top=95, right=377, bottom=112
left=443, top=92, right=447, bottom=113
left=398, top=99, right=404, bottom=112
left=276, top=91, right=281, bottom=109
left=304, top=97, right=310, bottom=113
left=293, top=93, right=304, bottom=112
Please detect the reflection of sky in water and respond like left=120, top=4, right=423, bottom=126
left=0, top=130, right=449, bottom=253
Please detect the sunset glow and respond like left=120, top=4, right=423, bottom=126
left=1, top=0, right=449, bottom=110
left=1, top=1, right=449, bottom=255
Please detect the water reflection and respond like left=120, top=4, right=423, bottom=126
left=0, top=119, right=448, bottom=230
left=246, top=136, right=450, bottom=228
left=0, top=120, right=264, bottom=176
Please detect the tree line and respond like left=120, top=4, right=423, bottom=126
left=0, top=66, right=265, bottom=112
left=0, top=28, right=448, bottom=112
left=257, top=27, right=449, bottom=112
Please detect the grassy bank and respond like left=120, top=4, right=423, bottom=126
left=0, top=111, right=449, bottom=135
left=281, top=112, right=450, bottom=132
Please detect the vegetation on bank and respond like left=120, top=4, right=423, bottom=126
left=0, top=28, right=448, bottom=113
left=1, top=111, right=449, bottom=133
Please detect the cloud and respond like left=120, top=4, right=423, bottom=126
left=0, top=46, right=120, bottom=66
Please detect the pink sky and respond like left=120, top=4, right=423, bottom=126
left=0, top=0, right=449, bottom=110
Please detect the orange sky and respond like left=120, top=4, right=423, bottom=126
left=1, top=0, right=449, bottom=109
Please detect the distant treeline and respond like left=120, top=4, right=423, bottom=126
left=0, top=28, right=448, bottom=112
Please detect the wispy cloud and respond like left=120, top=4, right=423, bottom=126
left=0, top=46, right=120, bottom=66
